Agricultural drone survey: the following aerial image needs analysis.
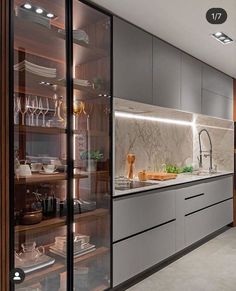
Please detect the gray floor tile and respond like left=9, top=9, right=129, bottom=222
left=127, top=228, right=236, bottom=291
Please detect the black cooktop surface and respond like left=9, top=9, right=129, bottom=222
left=115, top=181, right=157, bottom=191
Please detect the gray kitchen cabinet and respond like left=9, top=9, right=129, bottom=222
left=113, top=221, right=176, bottom=286
left=175, top=183, right=204, bottom=251
left=202, top=89, right=233, bottom=119
left=202, top=64, right=233, bottom=120
left=181, top=53, right=202, bottom=113
left=153, top=38, right=181, bottom=109
left=185, top=198, right=233, bottom=246
left=202, top=64, right=233, bottom=99
left=113, top=17, right=153, bottom=104
left=113, top=189, right=175, bottom=242
left=112, top=176, right=233, bottom=287
left=175, top=176, right=233, bottom=251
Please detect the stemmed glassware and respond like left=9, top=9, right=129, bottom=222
left=14, top=94, right=50, bottom=127
left=18, top=96, right=28, bottom=126
left=30, top=96, right=38, bottom=126
left=25, top=96, right=32, bottom=126
left=14, top=94, right=20, bottom=124
left=42, top=98, right=49, bottom=127
left=36, top=98, right=43, bottom=126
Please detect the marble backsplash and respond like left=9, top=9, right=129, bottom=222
left=115, top=113, right=234, bottom=177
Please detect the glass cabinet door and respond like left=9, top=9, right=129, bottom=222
left=12, top=0, right=68, bottom=290
left=10, top=1, right=111, bottom=291
left=72, top=2, right=111, bottom=291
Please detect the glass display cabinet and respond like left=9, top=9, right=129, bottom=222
left=10, top=0, right=112, bottom=290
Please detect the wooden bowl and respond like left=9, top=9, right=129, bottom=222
left=20, top=210, right=43, bottom=225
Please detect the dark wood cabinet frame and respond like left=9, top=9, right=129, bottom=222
left=0, top=0, right=10, bottom=290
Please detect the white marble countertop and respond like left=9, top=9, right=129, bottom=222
left=113, top=171, right=234, bottom=198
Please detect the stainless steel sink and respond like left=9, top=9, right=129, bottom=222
left=190, top=171, right=221, bottom=176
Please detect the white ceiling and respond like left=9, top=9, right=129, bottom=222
left=91, top=0, right=236, bottom=78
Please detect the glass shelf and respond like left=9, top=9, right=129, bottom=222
left=14, top=15, right=109, bottom=65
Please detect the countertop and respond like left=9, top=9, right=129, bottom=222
left=114, top=171, right=234, bottom=198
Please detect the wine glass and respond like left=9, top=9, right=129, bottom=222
left=36, top=98, right=43, bottom=127
left=18, top=96, right=28, bottom=126
left=28, top=96, right=38, bottom=126
left=25, top=96, right=33, bottom=126
left=14, top=94, right=20, bottom=124
left=42, top=98, right=49, bottom=127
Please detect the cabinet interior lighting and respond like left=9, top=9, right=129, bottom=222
left=115, top=111, right=194, bottom=126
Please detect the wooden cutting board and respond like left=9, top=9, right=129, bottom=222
left=146, top=172, right=177, bottom=181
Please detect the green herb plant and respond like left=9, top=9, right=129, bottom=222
left=80, top=150, right=103, bottom=161
left=165, top=164, right=193, bottom=174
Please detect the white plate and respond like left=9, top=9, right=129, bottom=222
left=39, top=171, right=59, bottom=175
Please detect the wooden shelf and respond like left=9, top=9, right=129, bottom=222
left=14, top=125, right=66, bottom=135
left=15, top=208, right=109, bottom=234
left=14, top=70, right=104, bottom=96
left=73, top=129, right=109, bottom=137
left=14, top=125, right=109, bottom=137
left=14, top=16, right=108, bottom=65
left=14, top=172, right=88, bottom=184
left=20, top=247, right=109, bottom=287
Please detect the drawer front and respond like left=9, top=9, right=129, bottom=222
left=206, top=176, right=233, bottom=204
left=113, top=221, right=176, bottom=287
left=184, top=176, right=233, bottom=214
left=185, top=198, right=233, bottom=246
left=179, top=183, right=205, bottom=214
left=113, top=189, right=175, bottom=241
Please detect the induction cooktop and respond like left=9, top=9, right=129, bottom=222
left=115, top=180, right=157, bottom=191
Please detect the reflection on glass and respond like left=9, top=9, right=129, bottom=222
left=13, top=0, right=67, bottom=290
left=72, top=1, right=111, bottom=290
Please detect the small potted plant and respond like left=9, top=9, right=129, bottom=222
left=80, top=150, right=103, bottom=172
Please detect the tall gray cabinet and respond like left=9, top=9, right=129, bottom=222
left=113, top=17, right=153, bottom=104
left=181, top=53, right=202, bottom=113
left=153, top=38, right=181, bottom=109
left=202, top=65, right=233, bottom=119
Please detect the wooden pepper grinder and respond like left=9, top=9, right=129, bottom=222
left=127, top=154, right=135, bottom=180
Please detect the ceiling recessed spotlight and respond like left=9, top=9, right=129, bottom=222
left=21, top=4, right=57, bottom=19
left=46, top=13, right=54, bottom=18
left=214, top=32, right=222, bottom=37
left=212, top=32, right=233, bottom=44
left=35, top=8, right=43, bottom=14
left=24, top=3, right=32, bottom=9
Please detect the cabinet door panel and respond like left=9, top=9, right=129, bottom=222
left=113, top=221, right=175, bottom=286
left=153, top=38, right=181, bottom=109
left=113, top=189, right=175, bottom=241
left=185, top=199, right=233, bottom=246
left=202, top=65, right=233, bottom=99
left=202, top=89, right=233, bottom=119
left=181, top=53, right=201, bottom=113
left=113, top=17, right=153, bottom=104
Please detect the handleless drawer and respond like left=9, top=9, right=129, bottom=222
left=113, top=189, right=175, bottom=242
left=185, top=198, right=233, bottom=246
left=113, top=220, right=176, bottom=287
left=177, top=183, right=205, bottom=214
left=205, top=176, right=233, bottom=204
left=183, top=176, right=233, bottom=215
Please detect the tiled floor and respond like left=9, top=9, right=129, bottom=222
left=127, top=227, right=236, bottom=291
